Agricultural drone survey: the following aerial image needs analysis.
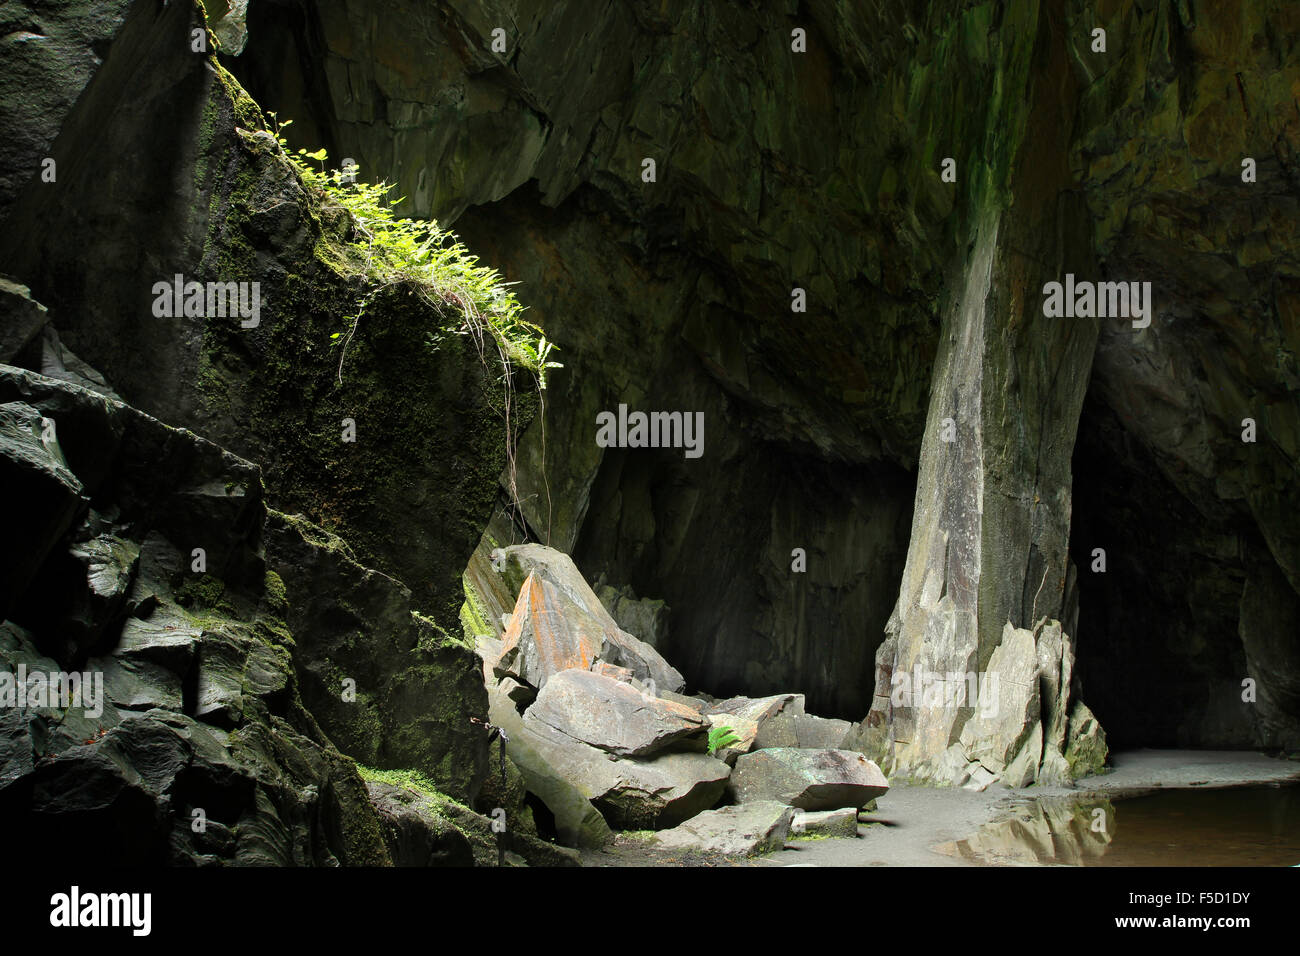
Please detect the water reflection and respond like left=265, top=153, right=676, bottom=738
left=943, top=783, right=1300, bottom=866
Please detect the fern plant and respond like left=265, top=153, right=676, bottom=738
left=268, top=114, right=562, bottom=390
left=707, top=724, right=742, bottom=756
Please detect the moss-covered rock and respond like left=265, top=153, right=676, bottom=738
left=0, top=367, right=390, bottom=866
left=0, top=0, right=534, bottom=636
left=265, top=509, right=490, bottom=804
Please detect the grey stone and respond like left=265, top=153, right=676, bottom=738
left=0, top=400, right=84, bottom=618
left=730, top=748, right=889, bottom=811
left=654, top=800, right=794, bottom=856
left=524, top=668, right=707, bottom=757
left=481, top=663, right=613, bottom=849
left=792, top=807, right=860, bottom=839
left=705, top=712, right=757, bottom=765
left=0, top=277, right=47, bottom=363
left=492, top=546, right=685, bottom=693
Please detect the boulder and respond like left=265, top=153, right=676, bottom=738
left=0, top=400, right=84, bottom=618
left=595, top=581, right=670, bottom=650
left=654, top=800, right=794, bottom=857
left=0, top=277, right=48, bottom=363
left=730, top=748, right=889, bottom=811
left=521, top=716, right=729, bottom=830
left=491, top=545, right=684, bottom=692
left=589, top=751, right=732, bottom=830
left=791, top=714, right=854, bottom=749
left=705, top=712, right=757, bottom=765
left=496, top=571, right=606, bottom=687
left=524, top=668, right=707, bottom=757
left=480, top=662, right=613, bottom=849
left=708, top=693, right=806, bottom=749
left=792, top=807, right=860, bottom=839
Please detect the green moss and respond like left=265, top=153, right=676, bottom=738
left=174, top=574, right=226, bottom=610
left=263, top=569, right=288, bottom=612
left=458, top=577, right=496, bottom=646
left=413, top=610, right=472, bottom=651
left=357, top=764, right=442, bottom=797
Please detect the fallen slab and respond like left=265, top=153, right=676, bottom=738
left=792, top=807, right=860, bottom=839
left=526, top=668, right=708, bottom=757
left=654, top=800, right=794, bottom=857
left=731, top=748, right=889, bottom=810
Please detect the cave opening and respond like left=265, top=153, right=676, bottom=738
left=1070, top=393, right=1261, bottom=750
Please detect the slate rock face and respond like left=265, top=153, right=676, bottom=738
left=730, top=748, right=889, bottom=812
left=525, top=668, right=707, bottom=757
left=265, top=510, right=490, bottom=804
left=491, top=547, right=685, bottom=693
left=0, top=0, right=523, bottom=638
left=0, top=400, right=83, bottom=618
left=0, top=369, right=390, bottom=865
left=365, top=781, right=477, bottom=868
left=0, top=277, right=48, bottom=363
left=0, top=0, right=134, bottom=218
left=231, top=0, right=1300, bottom=758
left=655, top=800, right=794, bottom=857
left=366, top=780, right=579, bottom=868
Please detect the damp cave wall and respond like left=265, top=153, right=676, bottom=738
left=223, top=0, right=1300, bottom=748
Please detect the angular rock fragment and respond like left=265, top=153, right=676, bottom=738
left=0, top=278, right=48, bottom=363
left=654, top=800, right=794, bottom=856
left=708, top=693, right=807, bottom=749
left=791, top=714, right=853, bottom=749
left=792, top=807, right=860, bottom=839
left=521, top=716, right=729, bottom=830
left=525, top=668, right=707, bottom=757
left=0, top=401, right=84, bottom=617
left=497, top=567, right=684, bottom=693
left=957, top=623, right=1041, bottom=786
left=492, top=546, right=684, bottom=691
left=705, top=712, right=757, bottom=765
left=730, top=748, right=889, bottom=811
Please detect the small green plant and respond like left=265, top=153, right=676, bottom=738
left=268, top=114, right=561, bottom=391
left=269, top=114, right=560, bottom=531
left=356, top=764, right=439, bottom=795
left=707, top=724, right=742, bottom=756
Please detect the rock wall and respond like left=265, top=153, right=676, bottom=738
left=2, top=0, right=1298, bottom=841
left=0, top=365, right=390, bottom=865
left=229, top=0, right=1300, bottom=761
left=0, top=0, right=545, bottom=851
left=228, top=0, right=1039, bottom=718
left=0, top=0, right=523, bottom=630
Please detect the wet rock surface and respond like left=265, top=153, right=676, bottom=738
left=0, top=367, right=390, bottom=865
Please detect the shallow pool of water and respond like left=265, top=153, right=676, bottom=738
left=952, top=783, right=1300, bottom=866
left=1087, top=784, right=1300, bottom=866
